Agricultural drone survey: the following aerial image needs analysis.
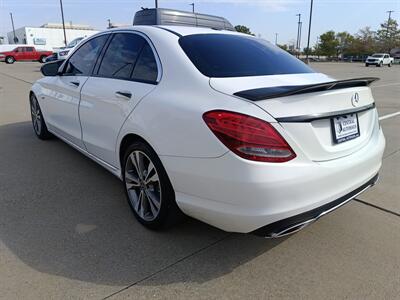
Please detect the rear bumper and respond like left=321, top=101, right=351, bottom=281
left=252, top=173, right=379, bottom=237
left=160, top=128, right=385, bottom=233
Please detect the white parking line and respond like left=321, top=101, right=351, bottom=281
left=379, top=111, right=400, bottom=121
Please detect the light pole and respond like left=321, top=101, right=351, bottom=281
left=275, top=33, right=278, bottom=45
left=107, top=19, right=112, bottom=29
left=155, top=0, right=158, bottom=8
left=190, top=3, right=195, bottom=13
left=386, top=10, right=394, bottom=37
left=296, top=13, right=301, bottom=56
left=10, top=12, right=17, bottom=44
left=59, top=0, right=67, bottom=46
left=305, top=0, right=314, bottom=62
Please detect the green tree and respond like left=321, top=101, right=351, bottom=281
left=303, top=46, right=313, bottom=56
left=234, top=25, right=254, bottom=36
left=318, top=31, right=339, bottom=57
left=336, top=31, right=354, bottom=57
left=355, top=26, right=378, bottom=55
left=277, top=44, right=289, bottom=51
left=376, top=18, right=400, bottom=52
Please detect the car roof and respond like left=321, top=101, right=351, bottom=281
left=105, top=25, right=242, bottom=37
left=157, top=25, right=240, bottom=36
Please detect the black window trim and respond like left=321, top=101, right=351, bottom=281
left=91, top=30, right=162, bottom=85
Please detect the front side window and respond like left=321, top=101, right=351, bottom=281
left=64, top=34, right=108, bottom=76
left=98, top=33, right=146, bottom=80
left=179, top=34, right=314, bottom=78
left=26, top=47, right=34, bottom=52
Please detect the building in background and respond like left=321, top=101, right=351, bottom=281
left=7, top=23, right=98, bottom=50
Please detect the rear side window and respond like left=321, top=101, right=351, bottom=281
left=131, top=43, right=158, bottom=83
left=26, top=47, right=34, bottom=52
left=179, top=34, right=314, bottom=78
left=64, top=35, right=108, bottom=76
left=98, top=33, right=145, bottom=80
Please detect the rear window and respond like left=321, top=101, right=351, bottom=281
left=179, top=34, right=314, bottom=78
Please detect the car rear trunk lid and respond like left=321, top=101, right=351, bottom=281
left=210, top=74, right=379, bottom=161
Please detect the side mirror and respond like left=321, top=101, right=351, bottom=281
left=40, top=60, right=65, bottom=76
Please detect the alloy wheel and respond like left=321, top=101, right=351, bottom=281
left=125, top=150, right=162, bottom=221
left=30, top=96, right=42, bottom=135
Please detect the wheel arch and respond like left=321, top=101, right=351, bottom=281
left=119, top=133, right=156, bottom=170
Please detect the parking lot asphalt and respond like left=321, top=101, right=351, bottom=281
left=0, top=62, right=399, bottom=299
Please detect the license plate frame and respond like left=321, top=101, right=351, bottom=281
left=331, top=113, right=360, bottom=144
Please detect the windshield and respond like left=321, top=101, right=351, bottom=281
left=179, top=34, right=314, bottom=78
left=372, top=54, right=384, bottom=57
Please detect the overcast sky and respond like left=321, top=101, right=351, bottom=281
left=1, top=0, right=399, bottom=47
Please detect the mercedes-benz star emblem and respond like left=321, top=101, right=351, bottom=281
left=351, top=92, right=360, bottom=107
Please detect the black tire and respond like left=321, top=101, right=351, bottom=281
left=365, top=63, right=369, bottom=67
left=5, top=56, right=15, bottom=64
left=122, top=141, right=184, bottom=229
left=39, top=56, right=47, bottom=63
left=379, top=61, right=383, bottom=67
left=388, top=62, right=392, bottom=67
left=30, top=94, right=52, bottom=140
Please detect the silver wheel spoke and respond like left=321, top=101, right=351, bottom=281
left=129, top=189, right=140, bottom=210
left=145, top=190, right=158, bottom=217
left=130, top=152, right=143, bottom=179
left=145, top=189, right=160, bottom=210
left=138, top=190, right=145, bottom=218
left=125, top=171, right=140, bottom=189
left=145, top=162, right=158, bottom=184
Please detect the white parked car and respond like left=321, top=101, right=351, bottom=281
left=30, top=15, right=385, bottom=237
left=56, top=37, right=86, bottom=60
left=365, top=53, right=393, bottom=67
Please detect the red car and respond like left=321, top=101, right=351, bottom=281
left=0, top=46, right=53, bottom=64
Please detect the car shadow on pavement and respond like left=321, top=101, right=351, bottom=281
left=0, top=121, right=285, bottom=287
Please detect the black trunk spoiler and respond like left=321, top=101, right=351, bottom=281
left=233, top=77, right=379, bottom=101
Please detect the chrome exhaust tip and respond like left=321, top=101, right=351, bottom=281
left=265, top=218, right=317, bottom=239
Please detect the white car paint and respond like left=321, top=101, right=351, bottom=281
left=31, top=25, right=385, bottom=235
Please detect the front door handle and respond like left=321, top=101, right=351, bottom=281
left=69, top=81, right=80, bottom=87
left=115, top=91, right=132, bottom=99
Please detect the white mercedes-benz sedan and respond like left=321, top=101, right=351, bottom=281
left=30, top=20, right=385, bottom=237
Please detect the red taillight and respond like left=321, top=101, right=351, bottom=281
left=203, top=110, right=296, bottom=163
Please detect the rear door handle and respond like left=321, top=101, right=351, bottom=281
left=115, top=91, right=132, bottom=99
left=69, top=81, right=80, bottom=87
